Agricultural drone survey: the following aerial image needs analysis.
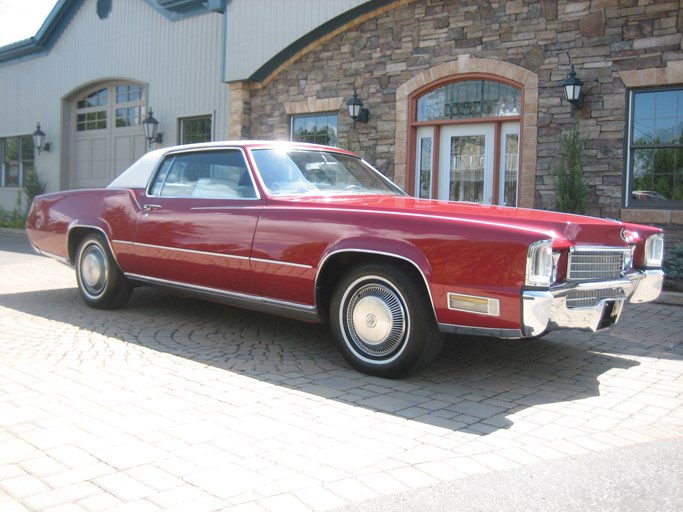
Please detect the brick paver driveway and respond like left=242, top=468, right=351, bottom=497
left=2, top=232, right=682, bottom=511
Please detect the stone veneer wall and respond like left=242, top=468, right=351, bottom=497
left=237, top=0, right=683, bottom=231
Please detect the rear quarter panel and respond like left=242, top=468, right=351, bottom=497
left=26, top=189, right=139, bottom=265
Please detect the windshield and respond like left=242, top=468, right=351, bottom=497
left=250, top=148, right=406, bottom=197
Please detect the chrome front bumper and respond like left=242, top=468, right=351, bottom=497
left=521, top=269, right=664, bottom=337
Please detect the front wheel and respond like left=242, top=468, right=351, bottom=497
left=75, top=233, right=133, bottom=310
left=330, top=263, right=443, bottom=378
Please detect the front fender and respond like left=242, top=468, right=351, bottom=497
left=315, top=237, right=436, bottom=322
left=319, top=236, right=434, bottom=283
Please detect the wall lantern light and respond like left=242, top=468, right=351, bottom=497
left=32, top=123, right=51, bottom=153
left=346, top=89, right=370, bottom=126
left=563, top=64, right=584, bottom=110
left=142, top=108, right=163, bottom=145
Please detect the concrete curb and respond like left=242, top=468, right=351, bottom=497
left=657, top=291, right=683, bottom=307
left=0, top=227, right=26, bottom=236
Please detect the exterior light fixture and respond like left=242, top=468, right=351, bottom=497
left=563, top=64, right=584, bottom=110
left=142, top=108, right=163, bottom=145
left=32, top=123, right=51, bottom=153
left=346, top=89, right=370, bottom=125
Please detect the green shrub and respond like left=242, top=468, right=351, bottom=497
left=0, top=192, right=26, bottom=228
left=0, top=169, right=45, bottom=228
left=23, top=167, right=45, bottom=203
left=554, top=122, right=589, bottom=214
left=665, top=244, right=683, bottom=283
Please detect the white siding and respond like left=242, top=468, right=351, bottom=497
left=224, top=0, right=370, bottom=82
left=0, top=0, right=228, bottom=200
left=0, top=0, right=374, bottom=207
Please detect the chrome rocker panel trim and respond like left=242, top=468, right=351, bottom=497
left=125, top=273, right=321, bottom=323
left=437, top=323, right=523, bottom=339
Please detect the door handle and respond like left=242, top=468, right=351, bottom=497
left=142, top=204, right=162, bottom=211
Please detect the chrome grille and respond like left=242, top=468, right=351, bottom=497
left=565, top=288, right=624, bottom=308
left=567, top=248, right=629, bottom=281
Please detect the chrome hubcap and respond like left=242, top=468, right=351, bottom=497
left=346, top=283, right=406, bottom=358
left=81, top=245, right=107, bottom=296
left=352, top=296, right=392, bottom=344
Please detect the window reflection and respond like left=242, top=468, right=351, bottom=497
left=291, top=114, right=338, bottom=146
left=180, top=116, right=212, bottom=144
left=1, top=135, right=34, bottom=188
left=77, top=88, right=108, bottom=109
left=503, top=133, right=519, bottom=206
left=417, top=80, right=520, bottom=122
left=449, top=135, right=485, bottom=202
left=418, top=137, right=432, bottom=199
left=630, top=88, right=683, bottom=205
left=116, top=85, right=144, bottom=104
left=633, top=89, right=683, bottom=144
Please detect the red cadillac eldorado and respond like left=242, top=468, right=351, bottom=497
left=26, top=141, right=665, bottom=377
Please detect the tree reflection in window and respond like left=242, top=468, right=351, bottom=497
left=630, top=89, right=683, bottom=205
left=180, top=116, right=212, bottom=144
left=291, top=114, right=338, bottom=146
left=417, top=80, right=520, bottom=122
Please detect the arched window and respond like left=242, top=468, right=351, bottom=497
left=416, top=80, right=521, bottom=121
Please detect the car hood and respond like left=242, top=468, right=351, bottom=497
left=280, top=195, right=637, bottom=246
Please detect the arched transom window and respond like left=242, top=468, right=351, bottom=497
left=417, top=80, right=521, bottom=121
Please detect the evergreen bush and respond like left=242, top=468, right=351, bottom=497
left=554, top=122, right=589, bottom=214
left=0, top=167, right=45, bottom=228
left=665, top=244, right=683, bottom=284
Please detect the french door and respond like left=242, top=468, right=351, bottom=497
left=439, top=124, right=494, bottom=203
left=499, top=123, right=520, bottom=206
left=415, top=122, right=519, bottom=206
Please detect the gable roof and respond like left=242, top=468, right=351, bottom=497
left=0, top=0, right=225, bottom=63
left=245, top=0, right=394, bottom=83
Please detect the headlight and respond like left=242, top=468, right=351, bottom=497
left=526, top=240, right=554, bottom=287
left=644, top=233, right=664, bottom=267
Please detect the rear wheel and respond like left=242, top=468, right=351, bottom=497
left=330, top=263, right=443, bottom=378
left=75, top=233, right=132, bottom=309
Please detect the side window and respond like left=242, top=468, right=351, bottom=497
left=149, top=150, right=256, bottom=199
